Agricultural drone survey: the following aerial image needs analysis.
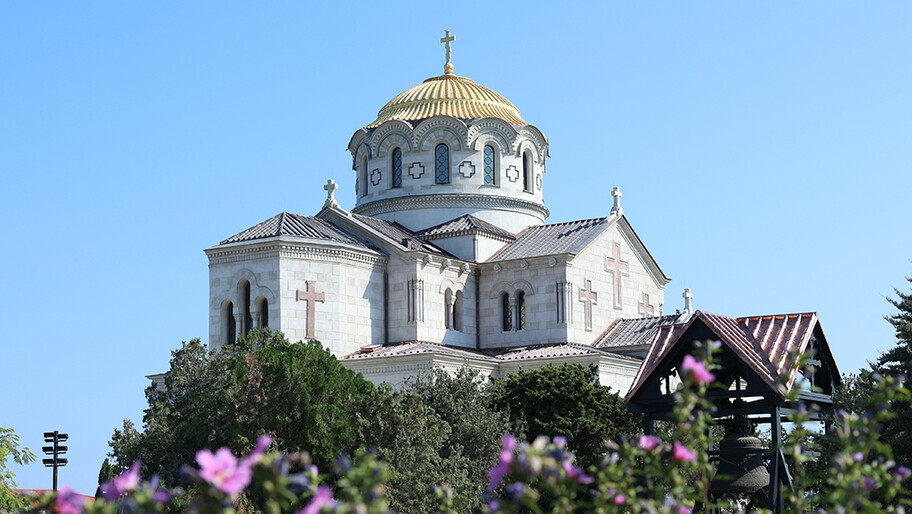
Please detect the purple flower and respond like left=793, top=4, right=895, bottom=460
left=863, top=476, right=876, bottom=491
left=196, top=447, right=252, bottom=495
left=240, top=434, right=272, bottom=468
left=895, top=466, right=911, bottom=480
left=682, top=354, right=715, bottom=383
left=673, top=441, right=697, bottom=462
left=488, top=435, right=517, bottom=490
left=561, top=460, right=594, bottom=484
left=552, top=436, right=567, bottom=449
left=488, top=500, right=500, bottom=512
left=852, top=452, right=864, bottom=463
left=639, top=435, right=661, bottom=451
left=505, top=482, right=524, bottom=500
left=678, top=506, right=693, bottom=514
left=102, top=460, right=142, bottom=500
left=55, top=485, right=84, bottom=514
left=614, top=494, right=626, bottom=505
left=299, top=485, right=336, bottom=514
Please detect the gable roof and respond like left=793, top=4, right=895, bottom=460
left=218, top=211, right=371, bottom=248
left=593, top=314, right=683, bottom=349
left=626, top=310, right=837, bottom=403
left=344, top=213, right=454, bottom=256
left=488, top=217, right=612, bottom=261
left=416, top=214, right=516, bottom=241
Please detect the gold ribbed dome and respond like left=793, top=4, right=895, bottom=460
left=365, top=74, right=526, bottom=128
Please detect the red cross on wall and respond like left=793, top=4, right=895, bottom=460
left=605, top=243, right=629, bottom=309
left=295, top=280, right=326, bottom=339
left=579, top=279, right=598, bottom=331
left=638, top=292, right=655, bottom=316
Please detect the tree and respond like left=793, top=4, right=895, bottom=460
left=0, top=426, right=36, bottom=511
left=488, top=363, right=641, bottom=468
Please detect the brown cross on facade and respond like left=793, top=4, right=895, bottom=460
left=638, top=292, right=656, bottom=316
left=579, top=279, right=598, bottom=331
left=605, top=243, right=629, bottom=309
left=295, top=280, right=325, bottom=339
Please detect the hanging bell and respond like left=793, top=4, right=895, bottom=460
left=710, top=416, right=770, bottom=495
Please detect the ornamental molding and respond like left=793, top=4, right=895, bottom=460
left=369, top=120, right=414, bottom=157
left=351, top=193, right=549, bottom=220
left=419, top=228, right=515, bottom=245
left=413, top=116, right=469, bottom=151
left=206, top=240, right=387, bottom=270
left=458, top=160, right=476, bottom=178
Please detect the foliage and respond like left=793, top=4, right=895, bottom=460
left=873, top=271, right=912, bottom=467
left=0, top=425, right=37, bottom=511
left=488, top=363, right=641, bottom=468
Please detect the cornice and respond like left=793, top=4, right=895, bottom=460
left=351, top=193, right=549, bottom=220
left=206, top=238, right=387, bottom=269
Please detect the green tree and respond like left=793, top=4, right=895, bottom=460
left=488, top=363, right=641, bottom=468
left=0, top=426, right=36, bottom=511
left=873, top=271, right=912, bottom=467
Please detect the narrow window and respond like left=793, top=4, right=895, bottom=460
left=501, top=292, right=513, bottom=331
left=237, top=280, right=252, bottom=337
left=435, top=144, right=449, bottom=184
left=360, top=156, right=369, bottom=197
left=522, top=152, right=532, bottom=192
left=517, top=290, right=526, bottom=330
left=257, top=298, right=269, bottom=328
left=222, top=300, right=236, bottom=346
left=483, top=145, right=496, bottom=185
left=454, top=291, right=464, bottom=332
left=391, top=147, right=402, bottom=188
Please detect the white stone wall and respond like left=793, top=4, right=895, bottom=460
left=414, top=257, right=476, bottom=348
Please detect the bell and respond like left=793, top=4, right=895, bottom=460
left=710, top=416, right=770, bottom=495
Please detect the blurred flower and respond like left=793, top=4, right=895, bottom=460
left=196, top=447, right=252, bottom=495
left=895, top=466, right=910, bottom=480
left=553, top=436, right=567, bottom=449
left=673, top=442, right=697, bottom=462
left=682, top=354, right=715, bottom=383
left=488, top=500, right=500, bottom=512
left=55, top=485, right=84, bottom=514
left=863, top=476, right=876, bottom=491
left=639, top=435, right=660, bottom=451
left=614, top=494, right=626, bottom=505
left=852, top=452, right=864, bottom=463
left=102, top=460, right=142, bottom=500
left=241, top=434, right=272, bottom=467
left=488, top=435, right=517, bottom=490
left=300, top=485, right=336, bottom=514
left=505, top=482, right=524, bottom=501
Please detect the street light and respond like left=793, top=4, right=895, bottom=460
left=42, top=431, right=68, bottom=492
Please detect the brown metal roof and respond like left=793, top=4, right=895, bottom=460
left=219, top=212, right=370, bottom=248
left=626, top=310, right=824, bottom=403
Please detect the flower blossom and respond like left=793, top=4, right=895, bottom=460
left=561, top=460, right=594, bottom=484
left=862, top=476, right=876, bottom=491
left=673, top=441, right=697, bottom=462
left=488, top=434, right=517, bottom=490
left=102, top=460, right=142, bottom=500
left=299, top=485, right=336, bottom=514
left=639, top=435, right=661, bottom=451
left=682, top=354, right=715, bottom=383
left=55, top=485, right=85, bottom=514
left=895, top=466, right=910, bottom=480
left=196, top=447, right=253, bottom=495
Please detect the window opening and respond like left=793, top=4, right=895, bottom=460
left=435, top=144, right=450, bottom=184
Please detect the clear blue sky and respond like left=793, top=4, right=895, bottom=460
left=2, top=1, right=910, bottom=496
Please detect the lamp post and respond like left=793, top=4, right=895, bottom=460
left=42, top=431, right=68, bottom=492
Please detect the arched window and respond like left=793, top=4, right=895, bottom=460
left=222, top=300, right=236, bottom=347
left=360, top=156, right=369, bottom=197
left=444, top=288, right=454, bottom=329
left=391, top=147, right=402, bottom=188
left=238, top=280, right=252, bottom=337
left=257, top=297, right=269, bottom=328
left=516, top=290, right=526, bottom=330
left=501, top=292, right=513, bottom=332
left=435, top=144, right=449, bottom=184
left=483, top=145, right=496, bottom=185
left=454, top=290, right=464, bottom=332
left=522, top=151, right=533, bottom=192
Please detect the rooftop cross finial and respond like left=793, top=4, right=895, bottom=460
left=683, top=288, right=694, bottom=315
left=323, top=179, right=339, bottom=208
left=440, top=29, right=455, bottom=75
left=610, top=186, right=623, bottom=216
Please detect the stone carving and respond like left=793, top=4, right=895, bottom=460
left=579, top=279, right=598, bottom=331
left=548, top=256, right=557, bottom=267
left=638, top=292, right=656, bottom=316
left=295, top=280, right=325, bottom=339
left=493, top=263, right=502, bottom=273
left=458, top=160, right=476, bottom=178
left=323, top=179, right=338, bottom=209
left=408, top=162, right=425, bottom=179
left=506, top=165, right=520, bottom=182
left=605, top=243, right=630, bottom=309
left=520, top=259, right=529, bottom=268
left=370, top=168, right=381, bottom=186
left=535, top=173, right=542, bottom=190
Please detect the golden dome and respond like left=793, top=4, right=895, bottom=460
left=365, top=74, right=526, bottom=128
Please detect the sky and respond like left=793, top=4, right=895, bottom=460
left=2, top=1, right=911, bottom=496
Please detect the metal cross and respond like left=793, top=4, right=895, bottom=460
left=440, top=29, right=455, bottom=74
left=295, top=280, right=326, bottom=339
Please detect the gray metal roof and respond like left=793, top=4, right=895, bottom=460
left=350, top=213, right=452, bottom=256
left=592, top=314, right=682, bottom=349
left=487, top=217, right=612, bottom=261
left=219, top=212, right=369, bottom=248
left=417, top=214, right=516, bottom=241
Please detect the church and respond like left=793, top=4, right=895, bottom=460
left=202, top=32, right=710, bottom=393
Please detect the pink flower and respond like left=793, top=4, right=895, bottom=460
left=488, top=434, right=517, bottom=490
left=55, top=485, right=84, bottom=514
left=299, top=485, right=336, bottom=514
left=614, top=494, right=626, bottom=505
left=561, top=460, right=593, bottom=484
left=673, top=441, right=697, bottom=462
left=101, top=460, right=141, bottom=500
left=241, top=434, right=272, bottom=467
left=196, top=447, right=252, bottom=495
left=639, top=435, right=661, bottom=451
left=678, top=506, right=693, bottom=514
left=682, top=354, right=715, bottom=383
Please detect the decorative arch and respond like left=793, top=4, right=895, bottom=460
left=347, top=129, right=368, bottom=168
left=468, top=118, right=517, bottom=152
left=370, top=120, right=414, bottom=157
left=353, top=144, right=371, bottom=170
left=413, top=116, right=468, bottom=151
left=438, top=278, right=458, bottom=294
left=253, top=295, right=270, bottom=329
left=514, top=138, right=543, bottom=163
left=513, top=126, right=548, bottom=162
left=375, top=132, right=411, bottom=159
left=229, top=269, right=277, bottom=303
left=220, top=299, right=236, bottom=347
left=488, top=279, right=535, bottom=299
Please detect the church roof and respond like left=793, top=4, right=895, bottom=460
left=592, top=314, right=683, bottom=349
left=349, top=213, right=453, bottom=256
left=416, top=214, right=516, bottom=241
left=343, top=341, right=639, bottom=363
left=341, top=341, right=491, bottom=361
left=365, top=74, right=526, bottom=128
left=218, top=212, right=369, bottom=248
left=487, top=217, right=611, bottom=261
left=487, top=343, right=635, bottom=361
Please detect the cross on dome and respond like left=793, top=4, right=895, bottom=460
left=440, top=29, right=455, bottom=75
